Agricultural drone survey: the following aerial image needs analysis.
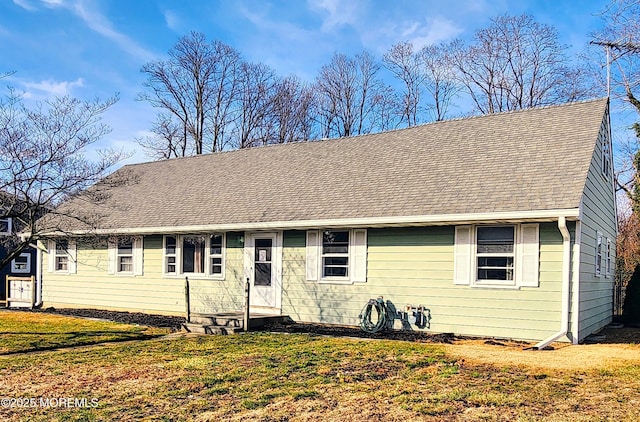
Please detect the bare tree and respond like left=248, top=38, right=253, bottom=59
left=233, top=62, right=278, bottom=148
left=0, top=89, right=125, bottom=270
left=137, top=113, right=190, bottom=159
left=592, top=1, right=640, bottom=199
left=451, top=14, right=590, bottom=114
left=271, top=75, right=315, bottom=143
left=383, top=42, right=425, bottom=127
left=314, top=52, right=388, bottom=138
left=139, top=32, right=242, bottom=156
left=420, top=42, right=460, bottom=121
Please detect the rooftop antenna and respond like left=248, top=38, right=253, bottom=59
left=590, top=41, right=614, bottom=98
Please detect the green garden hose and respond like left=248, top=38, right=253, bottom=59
left=359, top=297, right=388, bottom=333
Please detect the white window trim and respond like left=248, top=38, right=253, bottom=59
left=11, top=252, right=31, bottom=274
left=454, top=224, right=539, bottom=289
left=0, top=218, right=12, bottom=236
left=162, top=233, right=226, bottom=279
left=306, top=229, right=367, bottom=284
left=47, top=239, right=77, bottom=274
left=605, top=237, right=612, bottom=278
left=595, top=231, right=603, bottom=277
left=474, top=225, right=516, bottom=287
left=601, top=133, right=612, bottom=180
left=108, top=237, right=143, bottom=276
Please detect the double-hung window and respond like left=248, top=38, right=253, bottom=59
left=117, top=239, right=134, bottom=273
left=476, top=226, right=515, bottom=285
left=47, top=239, right=77, bottom=274
left=322, top=231, right=350, bottom=278
left=454, top=224, right=539, bottom=288
left=107, top=237, right=143, bottom=276
left=306, top=229, right=367, bottom=283
left=55, top=239, right=69, bottom=272
left=163, top=234, right=225, bottom=278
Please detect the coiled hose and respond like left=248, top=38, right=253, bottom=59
left=359, top=297, right=388, bottom=333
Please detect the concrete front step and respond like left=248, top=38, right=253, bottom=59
left=182, top=312, right=289, bottom=335
left=182, top=322, right=243, bottom=335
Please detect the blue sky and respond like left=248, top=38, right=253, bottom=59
left=0, top=0, right=613, bottom=165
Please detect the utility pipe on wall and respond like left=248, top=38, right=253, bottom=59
left=533, top=216, right=571, bottom=350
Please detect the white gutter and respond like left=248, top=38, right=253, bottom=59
left=534, top=216, right=572, bottom=350
left=40, top=208, right=581, bottom=237
left=31, top=243, right=43, bottom=307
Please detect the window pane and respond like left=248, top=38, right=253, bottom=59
left=255, top=262, right=271, bottom=286
left=210, top=234, right=223, bottom=255
left=56, top=257, right=68, bottom=271
left=210, top=257, right=222, bottom=275
left=14, top=255, right=28, bottom=270
left=183, top=236, right=205, bottom=273
left=56, top=240, right=69, bottom=254
left=255, top=239, right=272, bottom=262
left=119, top=256, right=133, bottom=272
left=118, top=240, right=133, bottom=255
left=323, top=265, right=348, bottom=277
left=477, top=226, right=514, bottom=253
left=477, top=257, right=514, bottom=281
left=165, top=236, right=176, bottom=254
left=0, top=219, right=9, bottom=233
left=322, top=231, right=349, bottom=254
left=167, top=256, right=176, bottom=273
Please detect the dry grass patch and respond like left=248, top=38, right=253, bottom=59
left=0, top=331, right=639, bottom=421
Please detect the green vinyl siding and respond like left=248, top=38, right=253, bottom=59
left=41, top=234, right=246, bottom=316
left=281, top=223, right=566, bottom=342
left=577, top=114, right=617, bottom=342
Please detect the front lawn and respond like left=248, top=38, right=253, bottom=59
left=0, top=310, right=169, bottom=354
left=0, top=311, right=639, bottom=421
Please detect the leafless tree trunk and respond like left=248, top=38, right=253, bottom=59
left=383, top=42, right=425, bottom=126
left=234, top=62, right=278, bottom=148
left=271, top=76, right=315, bottom=143
left=420, top=43, right=460, bottom=121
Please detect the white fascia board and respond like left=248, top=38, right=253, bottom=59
left=53, top=208, right=581, bottom=236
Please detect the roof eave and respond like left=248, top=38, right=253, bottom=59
left=47, top=208, right=582, bottom=236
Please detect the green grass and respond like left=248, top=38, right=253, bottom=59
left=0, top=312, right=639, bottom=421
left=0, top=310, right=168, bottom=354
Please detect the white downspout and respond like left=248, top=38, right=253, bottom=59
left=533, top=216, right=571, bottom=350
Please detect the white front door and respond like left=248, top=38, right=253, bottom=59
left=245, top=232, right=282, bottom=313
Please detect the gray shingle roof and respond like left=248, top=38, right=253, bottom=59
left=53, top=98, right=609, bottom=232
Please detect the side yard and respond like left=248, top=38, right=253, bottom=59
left=0, top=310, right=639, bottom=421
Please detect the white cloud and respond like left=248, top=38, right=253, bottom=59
left=71, top=1, right=155, bottom=61
left=12, top=0, right=37, bottom=11
left=30, top=0, right=155, bottom=61
left=163, top=9, right=181, bottom=32
left=308, top=0, right=361, bottom=32
left=21, top=77, right=85, bottom=97
left=404, top=18, right=464, bottom=49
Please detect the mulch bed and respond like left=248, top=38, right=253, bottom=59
left=23, top=307, right=640, bottom=345
left=29, top=307, right=186, bottom=331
